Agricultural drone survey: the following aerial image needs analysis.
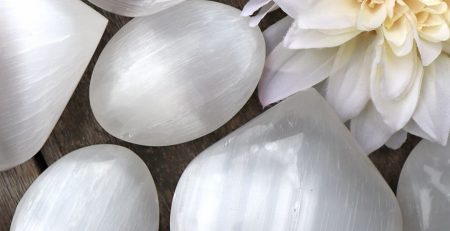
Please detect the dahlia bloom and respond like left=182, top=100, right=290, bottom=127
left=243, top=0, right=450, bottom=153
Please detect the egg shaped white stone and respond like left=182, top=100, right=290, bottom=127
left=0, top=0, right=107, bottom=171
left=171, top=89, right=402, bottom=231
left=88, top=0, right=184, bottom=17
left=397, top=140, right=450, bottom=231
left=90, top=0, right=265, bottom=146
left=11, top=145, right=159, bottom=231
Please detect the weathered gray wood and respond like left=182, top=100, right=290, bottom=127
left=0, top=159, right=42, bottom=231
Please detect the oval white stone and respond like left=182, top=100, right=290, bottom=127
left=11, top=145, right=159, bottom=231
left=171, top=89, right=402, bottom=231
left=0, top=0, right=107, bottom=171
left=88, top=0, right=184, bottom=17
left=90, top=0, right=265, bottom=146
left=397, top=140, right=450, bottom=231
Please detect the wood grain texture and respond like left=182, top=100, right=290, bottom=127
left=0, top=159, right=42, bottom=231
left=0, top=0, right=421, bottom=230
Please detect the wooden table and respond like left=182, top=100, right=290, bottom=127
left=0, top=1, right=421, bottom=230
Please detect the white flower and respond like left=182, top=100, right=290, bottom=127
left=244, top=0, right=450, bottom=153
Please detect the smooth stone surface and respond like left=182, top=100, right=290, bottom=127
left=171, top=89, right=402, bottom=231
left=397, top=140, right=450, bottom=231
left=11, top=145, right=159, bottom=231
left=90, top=0, right=265, bottom=146
left=0, top=0, right=107, bottom=170
left=88, top=0, right=184, bottom=17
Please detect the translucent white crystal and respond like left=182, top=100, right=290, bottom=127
left=90, top=1, right=265, bottom=146
left=11, top=145, right=159, bottom=231
left=88, top=0, right=184, bottom=17
left=0, top=0, right=107, bottom=171
left=171, top=89, right=402, bottom=231
left=397, top=140, right=450, bottom=231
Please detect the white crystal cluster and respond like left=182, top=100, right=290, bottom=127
left=90, top=1, right=265, bottom=146
left=171, top=89, right=402, bottom=231
left=0, top=0, right=107, bottom=170
left=11, top=145, right=159, bottom=231
left=397, top=140, right=450, bottom=231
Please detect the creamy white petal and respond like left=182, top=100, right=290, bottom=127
left=249, top=2, right=279, bottom=27
left=88, top=0, right=183, bottom=17
left=326, top=35, right=377, bottom=121
left=284, top=25, right=361, bottom=49
left=413, top=55, right=450, bottom=145
left=272, top=0, right=310, bottom=18
left=259, top=45, right=337, bottom=106
left=415, top=33, right=442, bottom=66
left=0, top=0, right=107, bottom=170
left=241, top=0, right=272, bottom=16
left=293, top=0, right=360, bottom=30
left=380, top=45, right=417, bottom=100
left=383, top=17, right=415, bottom=56
left=372, top=48, right=423, bottom=130
left=263, top=17, right=294, bottom=54
left=385, top=130, right=408, bottom=150
left=404, top=120, right=434, bottom=141
left=350, top=103, right=397, bottom=154
left=357, top=1, right=388, bottom=30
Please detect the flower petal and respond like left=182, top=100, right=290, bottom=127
left=404, top=120, right=434, bottom=141
left=385, top=130, right=408, bottom=150
left=413, top=54, right=450, bottom=145
left=326, top=34, right=379, bottom=121
left=350, top=103, right=397, bottom=154
left=293, top=0, right=360, bottom=30
left=380, top=45, right=417, bottom=100
left=357, top=1, right=388, bottom=30
left=371, top=47, right=423, bottom=130
left=263, top=17, right=294, bottom=54
left=241, top=0, right=272, bottom=16
left=248, top=2, right=279, bottom=27
left=415, top=33, right=442, bottom=66
left=284, top=25, right=361, bottom=49
left=258, top=45, right=337, bottom=106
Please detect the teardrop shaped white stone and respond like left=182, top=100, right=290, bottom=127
left=0, top=0, right=108, bottom=171
left=397, top=140, right=450, bottom=231
left=171, top=89, right=402, bottom=231
left=88, top=0, right=184, bottom=17
left=90, top=1, right=265, bottom=146
left=11, top=145, right=159, bottom=231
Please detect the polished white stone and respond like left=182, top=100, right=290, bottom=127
left=88, top=0, right=184, bottom=17
left=11, top=145, right=159, bottom=231
left=0, top=0, right=107, bottom=171
left=397, top=140, right=450, bottom=231
left=90, top=1, right=265, bottom=146
left=171, top=89, right=402, bottom=231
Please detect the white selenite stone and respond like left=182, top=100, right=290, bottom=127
left=11, top=145, right=159, bottom=231
left=397, top=140, right=450, bottom=231
left=171, top=89, right=402, bottom=231
left=0, top=0, right=107, bottom=171
left=90, top=0, right=265, bottom=146
left=88, top=0, right=184, bottom=17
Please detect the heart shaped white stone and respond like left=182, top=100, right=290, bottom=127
left=171, top=89, right=402, bottom=231
left=0, top=0, right=107, bottom=170
left=397, top=140, right=450, bottom=231
left=11, top=145, right=159, bottom=231
left=88, top=0, right=184, bottom=17
left=90, top=0, right=265, bottom=146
